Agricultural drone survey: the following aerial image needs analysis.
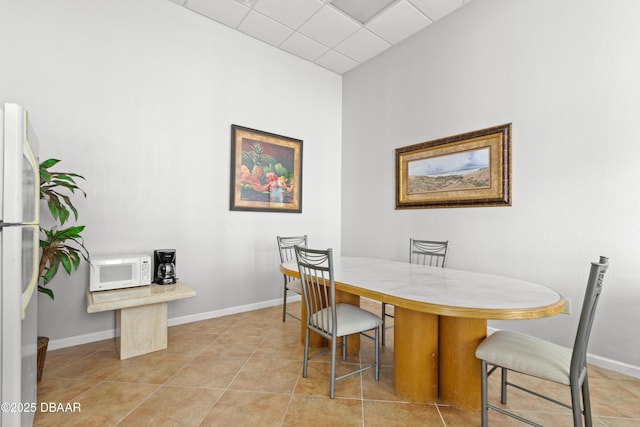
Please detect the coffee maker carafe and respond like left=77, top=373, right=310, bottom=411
left=154, top=249, right=177, bottom=285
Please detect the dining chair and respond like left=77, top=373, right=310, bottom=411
left=381, top=239, right=449, bottom=345
left=277, top=235, right=307, bottom=322
left=294, top=246, right=382, bottom=399
left=475, top=256, right=609, bottom=427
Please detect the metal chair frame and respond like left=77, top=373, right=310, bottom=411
left=381, top=239, right=449, bottom=345
left=477, top=256, right=609, bottom=427
left=277, top=235, right=307, bottom=322
left=294, top=246, right=381, bottom=399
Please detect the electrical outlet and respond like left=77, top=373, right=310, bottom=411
left=562, top=299, right=571, bottom=314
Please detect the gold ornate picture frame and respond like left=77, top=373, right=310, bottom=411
left=396, top=124, right=511, bottom=209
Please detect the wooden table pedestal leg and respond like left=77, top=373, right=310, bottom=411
left=394, top=307, right=439, bottom=403
left=439, top=316, right=487, bottom=411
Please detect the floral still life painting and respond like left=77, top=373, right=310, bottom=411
left=230, top=125, right=302, bottom=213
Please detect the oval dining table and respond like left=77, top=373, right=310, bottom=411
left=281, top=256, right=565, bottom=411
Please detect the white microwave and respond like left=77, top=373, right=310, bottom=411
left=89, top=254, right=152, bottom=292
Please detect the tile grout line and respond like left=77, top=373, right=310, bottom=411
left=435, top=403, right=447, bottom=427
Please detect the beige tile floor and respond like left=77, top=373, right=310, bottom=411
left=35, top=300, right=640, bottom=426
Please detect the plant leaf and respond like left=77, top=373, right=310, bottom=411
left=38, top=285, right=54, bottom=300
left=60, top=254, right=72, bottom=275
left=39, top=158, right=60, bottom=169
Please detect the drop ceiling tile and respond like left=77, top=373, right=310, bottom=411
left=299, top=6, right=360, bottom=48
left=187, top=0, right=249, bottom=28
left=254, top=0, right=324, bottom=29
left=410, top=0, right=466, bottom=21
left=334, top=28, right=391, bottom=63
left=366, top=0, right=432, bottom=44
left=331, top=0, right=395, bottom=24
left=169, top=0, right=186, bottom=5
left=238, top=10, right=293, bottom=46
left=280, top=32, right=329, bottom=62
left=314, top=49, right=359, bottom=74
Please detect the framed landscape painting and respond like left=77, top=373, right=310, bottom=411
left=396, top=124, right=511, bottom=209
left=230, top=125, right=302, bottom=213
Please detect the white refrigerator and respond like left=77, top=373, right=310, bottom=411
left=1, top=103, right=39, bottom=427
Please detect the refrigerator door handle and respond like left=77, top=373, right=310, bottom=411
left=21, top=108, right=40, bottom=318
left=21, top=224, right=39, bottom=319
left=23, top=109, right=40, bottom=225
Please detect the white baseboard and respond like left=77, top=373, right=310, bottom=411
left=46, top=329, right=117, bottom=351
left=48, top=299, right=638, bottom=380
left=46, top=295, right=301, bottom=351
left=167, top=294, right=300, bottom=327
left=586, top=353, right=640, bottom=379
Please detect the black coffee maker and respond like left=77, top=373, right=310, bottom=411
left=153, top=249, right=177, bottom=285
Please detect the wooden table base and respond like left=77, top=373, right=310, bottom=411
left=439, top=317, right=487, bottom=411
left=394, top=307, right=439, bottom=403
left=393, top=308, right=487, bottom=410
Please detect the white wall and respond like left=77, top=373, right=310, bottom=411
left=0, top=0, right=342, bottom=343
left=342, top=0, right=640, bottom=374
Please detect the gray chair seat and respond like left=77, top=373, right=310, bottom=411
left=311, top=303, right=382, bottom=336
left=285, top=278, right=302, bottom=294
left=476, top=330, right=572, bottom=385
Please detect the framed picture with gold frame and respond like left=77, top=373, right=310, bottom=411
left=396, top=124, right=511, bottom=209
left=230, top=125, right=302, bottom=213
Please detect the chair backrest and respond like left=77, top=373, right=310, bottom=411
left=409, top=239, right=449, bottom=267
left=294, top=246, right=335, bottom=336
left=570, top=256, right=609, bottom=381
left=277, top=235, right=308, bottom=264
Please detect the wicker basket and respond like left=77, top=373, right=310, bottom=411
left=37, top=336, right=49, bottom=382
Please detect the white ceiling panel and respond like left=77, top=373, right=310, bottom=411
left=298, top=6, right=360, bottom=48
left=366, top=0, right=432, bottom=45
left=254, top=0, right=324, bottom=29
left=280, top=32, right=329, bottom=62
left=331, top=0, right=395, bottom=23
left=335, top=28, right=391, bottom=63
left=177, top=0, right=473, bottom=74
left=315, top=49, right=359, bottom=75
left=187, top=0, right=249, bottom=28
left=411, top=0, right=470, bottom=21
left=239, top=11, right=293, bottom=46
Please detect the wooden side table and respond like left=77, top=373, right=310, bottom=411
left=86, top=282, right=196, bottom=359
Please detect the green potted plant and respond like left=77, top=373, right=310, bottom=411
left=37, top=158, right=89, bottom=380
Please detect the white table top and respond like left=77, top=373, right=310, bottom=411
left=282, top=256, right=565, bottom=320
